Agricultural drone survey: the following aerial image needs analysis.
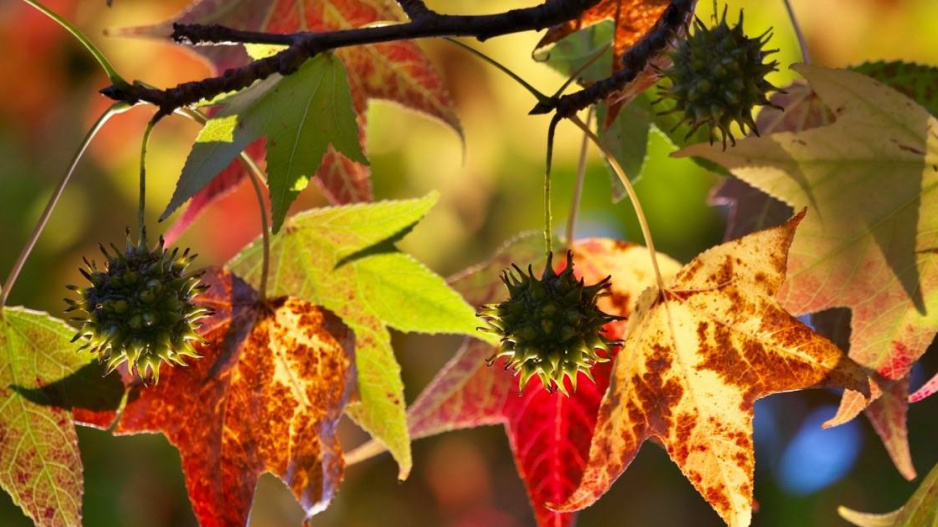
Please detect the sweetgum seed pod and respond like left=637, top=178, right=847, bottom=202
left=66, top=228, right=208, bottom=383
left=478, top=252, right=623, bottom=396
left=658, top=7, right=780, bottom=148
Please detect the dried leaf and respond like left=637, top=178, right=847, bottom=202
left=554, top=214, right=869, bottom=527
left=683, top=65, right=938, bottom=479
left=74, top=269, right=356, bottom=527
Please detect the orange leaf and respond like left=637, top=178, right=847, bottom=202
left=75, top=269, right=356, bottom=527
left=553, top=214, right=869, bottom=527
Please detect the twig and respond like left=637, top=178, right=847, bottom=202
left=100, top=0, right=695, bottom=121
left=397, top=0, right=434, bottom=20
left=782, top=0, right=811, bottom=64
left=104, top=0, right=602, bottom=113
left=565, top=107, right=593, bottom=247
left=1, top=103, right=130, bottom=309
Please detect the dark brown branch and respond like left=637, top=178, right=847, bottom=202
left=102, top=0, right=601, bottom=115
left=397, top=0, right=434, bottom=20
left=546, top=0, right=695, bottom=117
left=101, top=0, right=694, bottom=122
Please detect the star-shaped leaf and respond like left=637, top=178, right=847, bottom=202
left=164, top=53, right=366, bottom=232
left=227, top=194, right=479, bottom=479
left=840, top=457, right=938, bottom=527
left=0, top=308, right=93, bottom=527
left=75, top=269, right=356, bottom=527
left=346, top=233, right=682, bottom=527
left=132, top=0, right=459, bottom=237
left=554, top=214, right=869, bottom=527
left=682, top=65, right=938, bottom=479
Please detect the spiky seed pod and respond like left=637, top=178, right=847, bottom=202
left=65, top=228, right=210, bottom=383
left=657, top=7, right=781, bottom=148
left=479, top=252, right=623, bottom=396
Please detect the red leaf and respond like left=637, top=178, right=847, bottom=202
left=144, top=0, right=459, bottom=236
left=349, top=236, right=678, bottom=527
left=75, top=269, right=356, bottom=527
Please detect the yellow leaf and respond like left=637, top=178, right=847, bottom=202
left=553, top=212, right=870, bottom=527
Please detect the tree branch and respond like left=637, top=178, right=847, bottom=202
left=397, top=0, right=434, bottom=20
left=100, top=0, right=694, bottom=121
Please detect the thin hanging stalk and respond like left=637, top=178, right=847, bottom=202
left=19, top=0, right=126, bottom=85
left=565, top=107, right=593, bottom=247
left=782, top=0, right=811, bottom=64
left=568, top=115, right=667, bottom=293
left=1, top=102, right=129, bottom=308
left=243, top=159, right=270, bottom=301
left=174, top=108, right=271, bottom=300
left=138, top=114, right=161, bottom=241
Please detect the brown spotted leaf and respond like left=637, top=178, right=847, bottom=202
left=74, top=269, right=356, bottom=527
left=686, top=65, right=938, bottom=480
left=554, top=213, right=869, bottom=527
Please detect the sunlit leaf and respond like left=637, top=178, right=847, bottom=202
left=840, top=457, right=938, bottom=527
left=165, top=53, right=365, bottom=231
left=75, top=269, right=356, bottom=527
left=683, top=65, right=938, bottom=480
left=0, top=308, right=91, bottom=527
left=135, top=0, right=459, bottom=237
left=228, top=193, right=478, bottom=479
left=555, top=214, right=869, bottom=527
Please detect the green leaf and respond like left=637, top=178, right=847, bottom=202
left=227, top=193, right=480, bottom=478
left=164, top=53, right=366, bottom=231
left=839, top=458, right=938, bottom=526
left=854, top=61, right=938, bottom=118
left=0, top=307, right=91, bottom=527
left=596, top=95, right=654, bottom=201
left=533, top=21, right=613, bottom=84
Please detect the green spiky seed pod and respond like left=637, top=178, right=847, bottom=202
left=479, top=252, right=622, bottom=396
left=65, top=228, right=210, bottom=383
left=657, top=7, right=780, bottom=148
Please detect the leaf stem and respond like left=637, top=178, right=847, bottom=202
left=568, top=115, right=666, bottom=293
left=19, top=0, right=127, bottom=86
left=544, top=146, right=553, bottom=256
left=138, top=114, right=160, bottom=241
left=443, top=38, right=550, bottom=103
left=243, top=159, right=270, bottom=301
left=565, top=107, right=593, bottom=248
left=782, top=0, right=811, bottom=64
left=173, top=107, right=271, bottom=300
left=1, top=102, right=129, bottom=309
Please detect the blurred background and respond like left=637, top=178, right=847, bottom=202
left=1, top=0, right=938, bottom=525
